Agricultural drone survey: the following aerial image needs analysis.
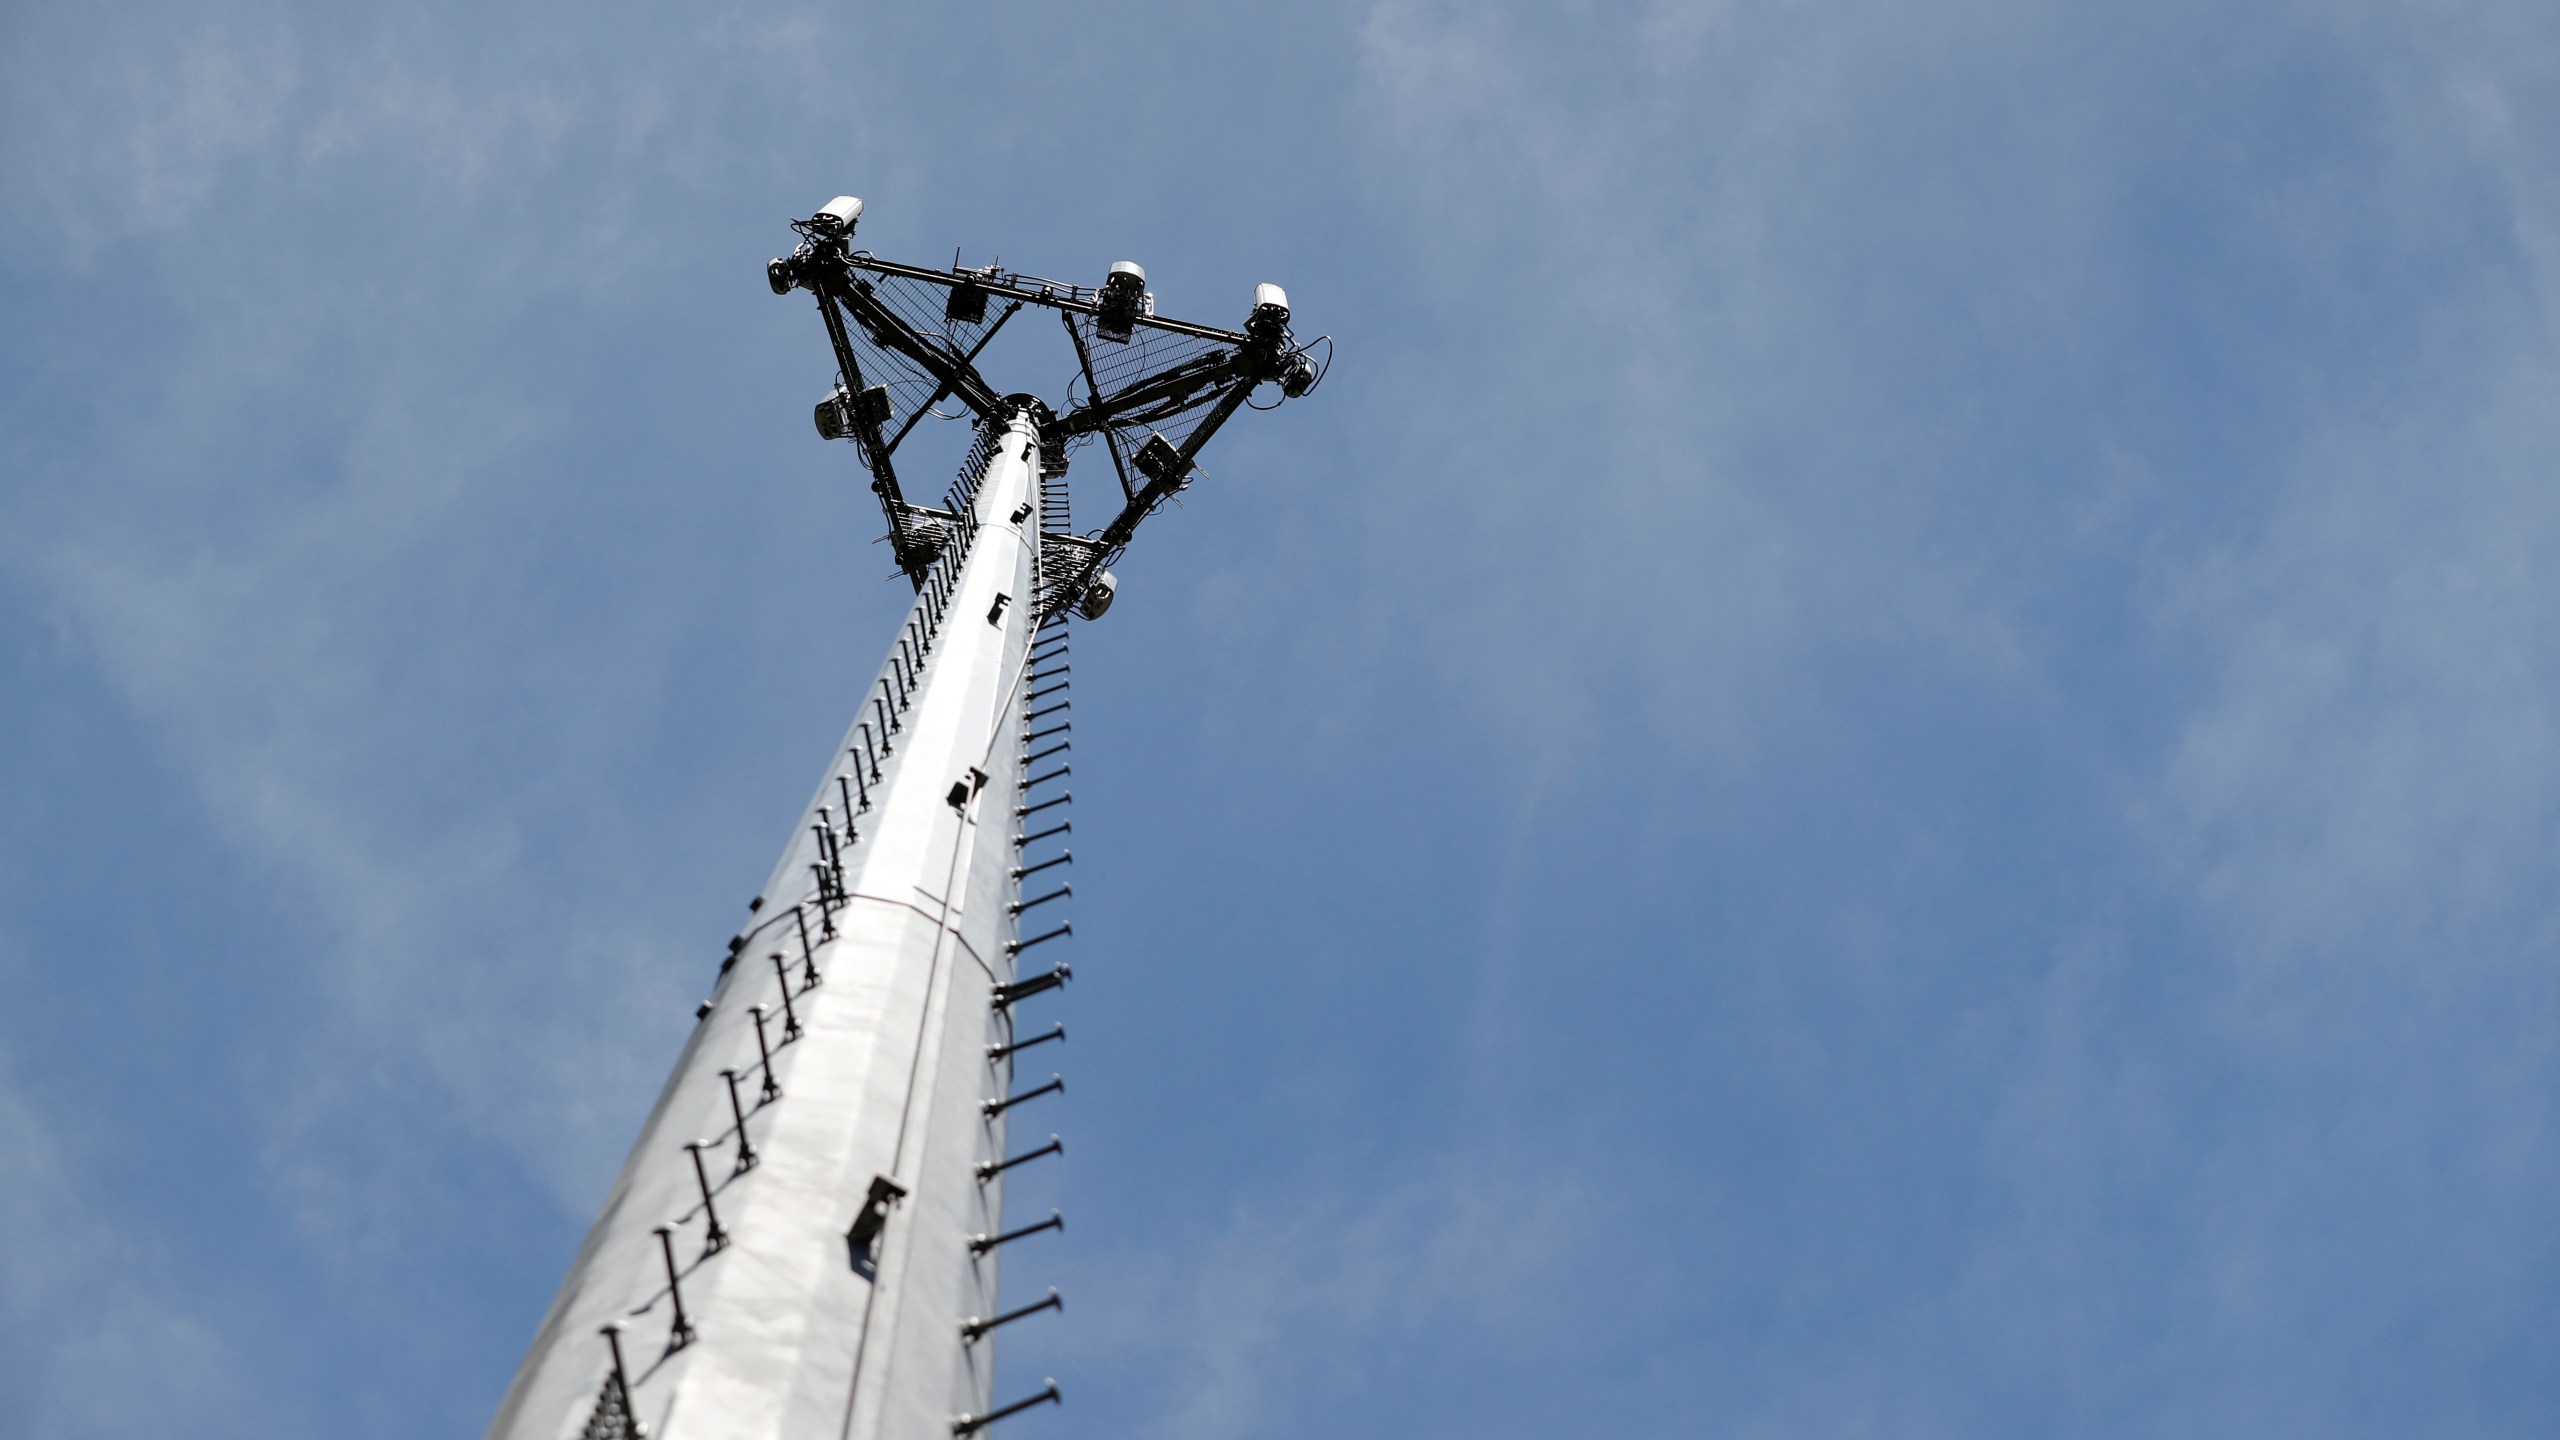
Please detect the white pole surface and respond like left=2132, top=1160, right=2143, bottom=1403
left=487, top=409, right=1049, bottom=1440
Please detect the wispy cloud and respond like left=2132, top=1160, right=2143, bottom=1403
left=0, top=1046, right=243, bottom=1434
left=1027, top=1152, right=1609, bottom=1440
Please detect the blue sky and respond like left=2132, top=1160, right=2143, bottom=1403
left=4, top=1, right=2558, bottom=1435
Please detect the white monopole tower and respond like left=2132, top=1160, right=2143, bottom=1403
left=486, top=195, right=1323, bottom=1440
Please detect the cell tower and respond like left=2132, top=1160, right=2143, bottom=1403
left=484, top=196, right=1327, bottom=1440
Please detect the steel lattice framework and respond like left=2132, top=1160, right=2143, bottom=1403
left=484, top=196, right=1323, bottom=1440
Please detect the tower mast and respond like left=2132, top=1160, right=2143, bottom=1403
left=485, top=197, right=1323, bottom=1440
